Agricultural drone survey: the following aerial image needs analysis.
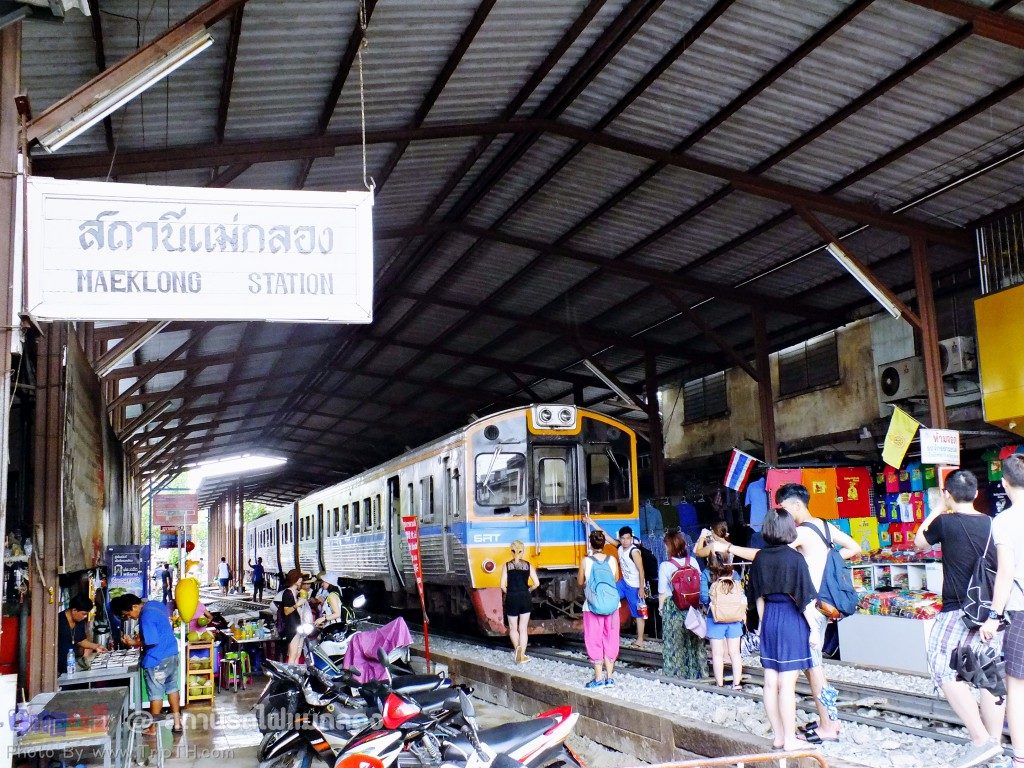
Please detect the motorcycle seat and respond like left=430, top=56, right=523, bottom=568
left=408, top=687, right=461, bottom=714
left=444, top=717, right=557, bottom=760
left=390, top=675, right=444, bottom=695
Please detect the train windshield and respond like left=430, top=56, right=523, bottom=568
left=583, top=423, right=633, bottom=512
left=475, top=451, right=527, bottom=506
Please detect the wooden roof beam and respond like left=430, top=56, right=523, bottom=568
left=27, top=0, right=249, bottom=147
left=902, top=0, right=1024, bottom=48
left=94, top=321, right=169, bottom=377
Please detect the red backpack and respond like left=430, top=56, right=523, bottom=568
left=670, top=557, right=701, bottom=610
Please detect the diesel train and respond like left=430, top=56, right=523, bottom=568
left=244, top=404, right=639, bottom=634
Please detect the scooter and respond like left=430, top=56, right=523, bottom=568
left=258, top=684, right=470, bottom=768
left=431, top=691, right=585, bottom=768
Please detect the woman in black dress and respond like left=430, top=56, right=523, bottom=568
left=278, top=569, right=308, bottom=664
left=747, top=509, right=821, bottom=752
left=500, top=540, right=539, bottom=663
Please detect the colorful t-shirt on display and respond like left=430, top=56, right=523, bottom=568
left=744, top=477, right=769, bottom=532
left=884, top=466, right=899, bottom=493
left=897, top=468, right=912, bottom=493
left=765, top=468, right=802, bottom=507
left=923, top=464, right=939, bottom=489
left=836, top=467, right=871, bottom=519
left=907, top=462, right=924, bottom=491
left=910, top=491, right=925, bottom=522
left=802, top=467, right=839, bottom=520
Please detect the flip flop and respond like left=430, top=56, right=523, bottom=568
left=797, top=721, right=818, bottom=734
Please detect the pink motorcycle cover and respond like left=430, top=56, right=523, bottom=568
left=342, top=617, right=413, bottom=681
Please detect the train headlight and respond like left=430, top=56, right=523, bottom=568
left=531, top=404, right=577, bottom=430
left=482, top=559, right=496, bottom=574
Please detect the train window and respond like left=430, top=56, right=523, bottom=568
left=419, top=477, right=434, bottom=522
left=338, top=505, right=346, bottom=534
left=539, top=458, right=569, bottom=505
left=475, top=452, right=526, bottom=506
left=452, top=469, right=461, bottom=518
left=362, top=498, right=371, bottom=530
left=373, top=496, right=381, bottom=530
left=334, top=507, right=340, bottom=534
left=352, top=502, right=361, bottom=534
left=407, top=484, right=415, bottom=517
left=586, top=447, right=632, bottom=505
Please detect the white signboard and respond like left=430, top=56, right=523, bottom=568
left=919, top=428, right=961, bottom=466
left=25, top=177, right=374, bottom=322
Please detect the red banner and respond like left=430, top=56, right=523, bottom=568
left=401, top=515, right=430, bottom=669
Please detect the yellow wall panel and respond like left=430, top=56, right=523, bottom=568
left=975, top=284, right=1024, bottom=437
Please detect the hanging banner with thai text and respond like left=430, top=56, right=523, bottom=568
left=401, top=514, right=424, bottom=593
left=920, top=428, right=961, bottom=466
left=153, top=493, right=199, bottom=527
left=25, top=177, right=374, bottom=323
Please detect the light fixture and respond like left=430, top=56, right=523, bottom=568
left=36, top=29, right=214, bottom=153
left=583, top=359, right=646, bottom=409
left=826, top=242, right=901, bottom=319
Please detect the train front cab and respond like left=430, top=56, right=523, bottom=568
left=466, top=405, right=639, bottom=634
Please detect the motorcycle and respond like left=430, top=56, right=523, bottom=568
left=258, top=681, right=471, bottom=768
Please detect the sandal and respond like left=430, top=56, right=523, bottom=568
left=796, top=725, right=823, bottom=745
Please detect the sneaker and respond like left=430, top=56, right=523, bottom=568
left=957, top=740, right=1002, bottom=768
left=602, top=678, right=616, bottom=687
left=584, top=679, right=604, bottom=689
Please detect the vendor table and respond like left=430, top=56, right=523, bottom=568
left=13, top=687, right=128, bottom=768
left=57, top=649, right=142, bottom=712
left=219, top=633, right=280, bottom=672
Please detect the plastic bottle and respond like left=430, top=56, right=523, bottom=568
left=66, top=649, right=76, bottom=677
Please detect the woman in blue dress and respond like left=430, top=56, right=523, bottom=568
left=747, top=509, right=820, bottom=752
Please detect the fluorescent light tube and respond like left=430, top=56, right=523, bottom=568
left=37, top=30, right=214, bottom=153
left=826, top=242, right=901, bottom=318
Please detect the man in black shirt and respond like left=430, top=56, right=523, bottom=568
left=915, top=470, right=1004, bottom=768
left=161, top=563, right=173, bottom=604
left=58, top=594, right=107, bottom=672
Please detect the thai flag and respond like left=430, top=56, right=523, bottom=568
left=723, top=449, right=759, bottom=492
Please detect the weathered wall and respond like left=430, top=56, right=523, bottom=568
left=664, top=318, right=882, bottom=461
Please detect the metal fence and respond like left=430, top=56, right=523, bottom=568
left=977, top=210, right=1024, bottom=294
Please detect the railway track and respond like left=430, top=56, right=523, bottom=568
left=199, top=590, right=982, bottom=749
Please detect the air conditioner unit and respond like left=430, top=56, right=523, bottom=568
left=939, top=335, right=977, bottom=375
left=877, top=356, right=926, bottom=403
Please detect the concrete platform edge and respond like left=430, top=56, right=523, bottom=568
left=413, top=647, right=852, bottom=768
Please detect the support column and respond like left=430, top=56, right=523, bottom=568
left=572, top=383, right=584, bottom=406
left=644, top=353, right=665, bottom=497
left=30, top=324, right=66, bottom=696
left=752, top=311, right=779, bottom=465
left=236, top=483, right=244, bottom=588
left=912, top=236, right=947, bottom=428
left=0, top=21, right=20, bottom=651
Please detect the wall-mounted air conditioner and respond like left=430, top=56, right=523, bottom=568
left=939, top=336, right=976, bottom=376
left=877, top=356, right=926, bottom=403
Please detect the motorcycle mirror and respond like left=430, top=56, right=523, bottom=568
left=352, top=595, right=367, bottom=609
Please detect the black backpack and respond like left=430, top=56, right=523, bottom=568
left=961, top=523, right=999, bottom=629
left=636, top=542, right=659, bottom=592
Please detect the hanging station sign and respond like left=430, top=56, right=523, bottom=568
left=152, top=492, right=200, bottom=527
left=25, top=177, right=374, bottom=323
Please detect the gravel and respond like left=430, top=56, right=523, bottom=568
left=423, top=635, right=1002, bottom=768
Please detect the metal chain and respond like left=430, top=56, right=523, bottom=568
left=357, top=0, right=375, bottom=194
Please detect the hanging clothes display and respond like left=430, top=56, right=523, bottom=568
left=801, top=467, right=839, bottom=520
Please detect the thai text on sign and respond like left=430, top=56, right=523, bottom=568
left=920, top=428, right=961, bottom=466
left=25, top=177, right=373, bottom=322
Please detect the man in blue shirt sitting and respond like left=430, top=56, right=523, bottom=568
left=111, top=594, right=182, bottom=733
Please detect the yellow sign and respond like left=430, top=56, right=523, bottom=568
left=882, top=406, right=920, bottom=468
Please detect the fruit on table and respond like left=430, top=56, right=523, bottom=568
left=197, top=616, right=210, bottom=627
left=187, top=631, right=200, bottom=642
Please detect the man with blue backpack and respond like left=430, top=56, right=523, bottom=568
left=577, top=529, right=622, bottom=689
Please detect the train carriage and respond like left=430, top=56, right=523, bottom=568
left=245, top=405, right=638, bottom=634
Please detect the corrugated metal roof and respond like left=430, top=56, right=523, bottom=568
left=22, top=0, right=1024, bottom=501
